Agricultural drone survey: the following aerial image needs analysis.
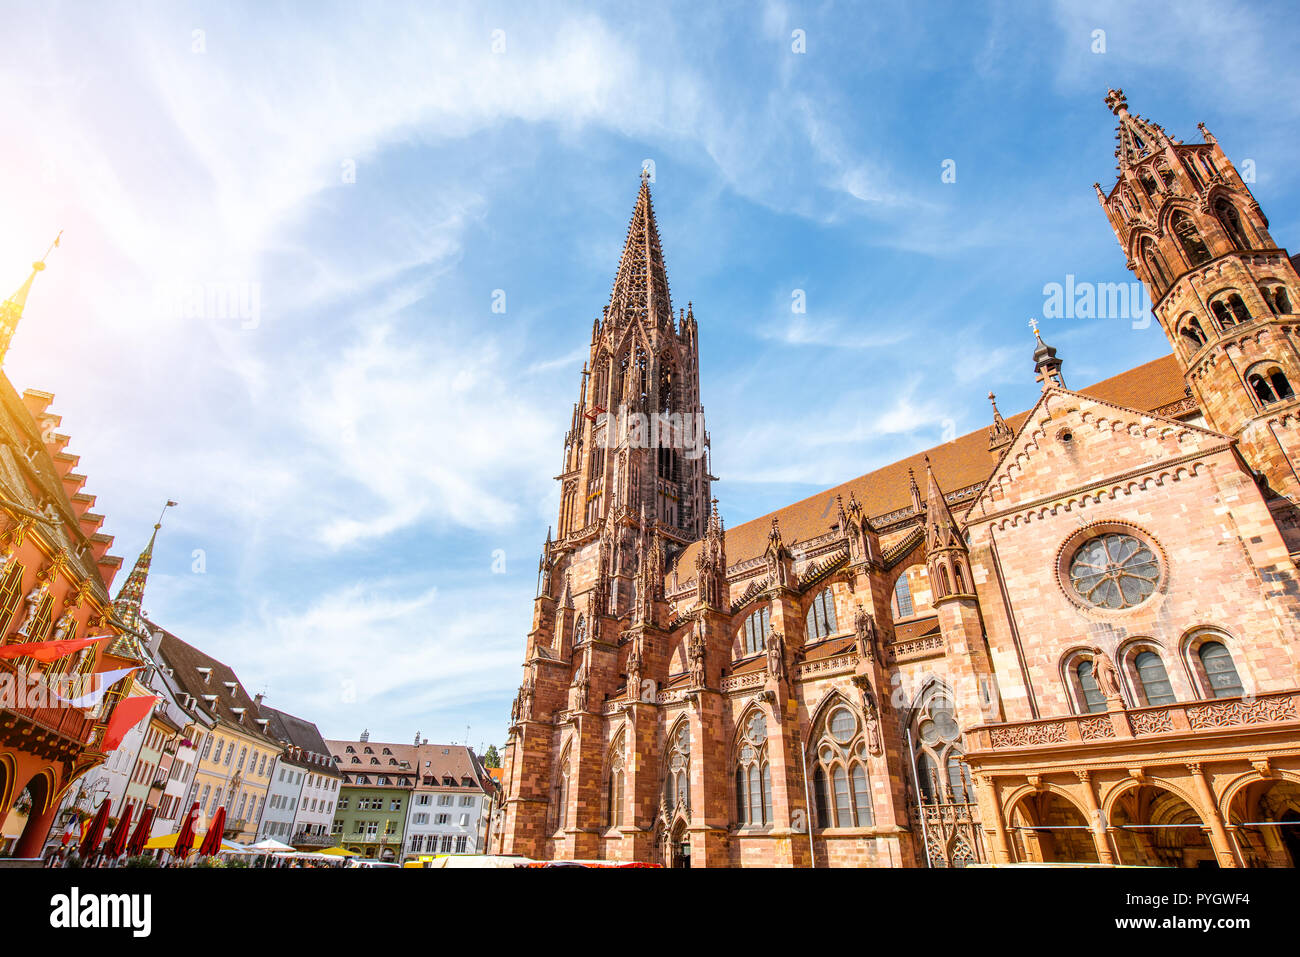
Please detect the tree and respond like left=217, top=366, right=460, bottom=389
left=484, top=744, right=501, bottom=768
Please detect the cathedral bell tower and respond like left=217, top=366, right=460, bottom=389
left=500, top=174, right=712, bottom=859
left=1096, top=89, right=1300, bottom=504
left=555, top=170, right=713, bottom=583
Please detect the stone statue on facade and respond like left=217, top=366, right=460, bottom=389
left=765, top=631, right=786, bottom=681
left=15, top=583, right=47, bottom=636
left=854, top=604, right=879, bottom=662
left=689, top=620, right=707, bottom=688
left=1092, top=647, right=1123, bottom=699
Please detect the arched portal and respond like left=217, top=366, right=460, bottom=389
left=1008, top=791, right=1100, bottom=864
left=10, top=771, right=55, bottom=858
left=669, top=818, right=690, bottom=869
left=1112, top=785, right=1215, bottom=868
left=1226, top=778, right=1300, bottom=867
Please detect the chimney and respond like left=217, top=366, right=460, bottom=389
left=254, top=692, right=264, bottom=707
left=360, top=729, right=369, bottom=743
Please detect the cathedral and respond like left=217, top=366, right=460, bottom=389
left=493, top=90, right=1300, bottom=868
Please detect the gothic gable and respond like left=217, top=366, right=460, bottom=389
left=969, top=386, right=1232, bottom=522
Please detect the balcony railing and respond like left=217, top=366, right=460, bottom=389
left=292, top=831, right=335, bottom=847
left=969, top=689, right=1300, bottom=752
left=0, top=661, right=99, bottom=749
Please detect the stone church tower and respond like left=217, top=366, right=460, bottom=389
left=499, top=172, right=715, bottom=859
left=1096, top=89, right=1300, bottom=526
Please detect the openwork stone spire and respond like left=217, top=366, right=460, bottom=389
left=605, top=171, right=674, bottom=336
left=1105, top=88, right=1173, bottom=171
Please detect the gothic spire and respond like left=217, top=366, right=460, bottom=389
left=0, top=232, right=61, bottom=365
left=606, top=171, right=673, bottom=336
left=113, top=500, right=177, bottom=637
left=923, top=458, right=964, bottom=553
left=1105, top=88, right=1173, bottom=171
left=987, top=391, right=1013, bottom=456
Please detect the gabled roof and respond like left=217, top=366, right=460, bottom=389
left=673, top=353, right=1188, bottom=574
left=260, top=705, right=340, bottom=775
left=154, top=626, right=278, bottom=746
left=326, top=740, right=489, bottom=791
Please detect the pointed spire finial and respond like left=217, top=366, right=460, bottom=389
left=0, top=231, right=64, bottom=365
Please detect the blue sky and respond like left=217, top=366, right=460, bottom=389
left=2, top=1, right=1298, bottom=750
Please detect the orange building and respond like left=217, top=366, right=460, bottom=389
left=495, top=92, right=1300, bottom=868
left=0, top=246, right=139, bottom=857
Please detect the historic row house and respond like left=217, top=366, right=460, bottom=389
left=494, top=92, right=1300, bottom=867
left=0, top=247, right=139, bottom=857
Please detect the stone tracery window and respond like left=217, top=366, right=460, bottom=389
left=554, top=744, right=572, bottom=832
left=607, top=734, right=626, bottom=828
left=805, top=588, right=838, bottom=641
left=911, top=689, right=970, bottom=805
left=811, top=703, right=873, bottom=829
left=1067, top=533, right=1160, bottom=610
left=733, top=711, right=771, bottom=826
left=1214, top=197, right=1250, bottom=250
left=1172, top=211, right=1211, bottom=267
left=663, top=723, right=690, bottom=811
left=573, top=614, right=587, bottom=648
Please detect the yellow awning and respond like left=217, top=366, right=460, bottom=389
left=318, top=845, right=358, bottom=857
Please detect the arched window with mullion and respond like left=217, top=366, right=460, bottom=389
left=741, top=606, right=771, bottom=656
left=734, top=711, right=769, bottom=826
left=805, top=588, right=838, bottom=641
left=811, top=701, right=873, bottom=829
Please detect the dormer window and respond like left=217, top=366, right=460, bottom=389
left=196, top=667, right=212, bottom=684
left=345, top=745, right=355, bottom=753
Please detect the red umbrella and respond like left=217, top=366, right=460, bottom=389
left=173, top=802, right=200, bottom=861
left=103, top=803, right=134, bottom=860
left=79, top=800, right=111, bottom=860
left=127, top=805, right=155, bottom=858
left=199, top=805, right=226, bottom=857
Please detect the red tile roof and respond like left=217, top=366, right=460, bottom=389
left=677, top=354, right=1186, bottom=572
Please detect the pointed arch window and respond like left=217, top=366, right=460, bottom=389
left=811, top=704, right=873, bottom=829
left=554, top=745, right=572, bottom=832
left=1141, top=237, right=1170, bottom=290
left=1214, top=197, right=1250, bottom=250
left=1172, top=212, right=1211, bottom=267
left=911, top=689, right=968, bottom=808
left=892, top=573, right=914, bottom=619
left=573, top=614, right=587, bottom=648
left=741, top=606, right=770, bottom=655
left=663, top=724, right=690, bottom=811
left=734, top=711, right=771, bottom=826
left=607, top=738, right=626, bottom=828
left=805, top=588, right=838, bottom=641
